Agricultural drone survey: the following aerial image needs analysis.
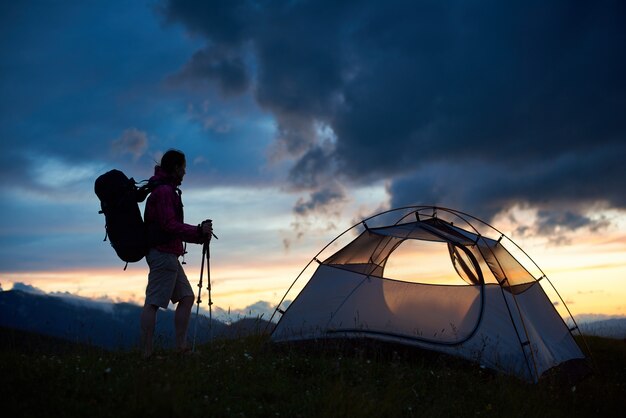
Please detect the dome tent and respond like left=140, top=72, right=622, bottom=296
left=270, top=206, right=588, bottom=382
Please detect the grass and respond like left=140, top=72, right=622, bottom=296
left=1, top=327, right=624, bottom=417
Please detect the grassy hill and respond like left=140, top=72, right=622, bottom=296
left=1, top=327, right=624, bottom=417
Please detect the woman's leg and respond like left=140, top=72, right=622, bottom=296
left=140, top=303, right=159, bottom=358
left=175, top=295, right=195, bottom=351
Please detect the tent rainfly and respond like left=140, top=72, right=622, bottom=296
left=270, top=206, right=589, bottom=382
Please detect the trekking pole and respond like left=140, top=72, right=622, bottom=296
left=206, top=239, right=213, bottom=341
left=192, top=227, right=217, bottom=353
left=192, top=241, right=207, bottom=353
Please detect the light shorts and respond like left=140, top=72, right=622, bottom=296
left=145, top=248, right=194, bottom=309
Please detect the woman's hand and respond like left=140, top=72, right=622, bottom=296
left=201, top=219, right=213, bottom=239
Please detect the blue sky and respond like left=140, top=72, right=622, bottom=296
left=1, top=1, right=625, bottom=315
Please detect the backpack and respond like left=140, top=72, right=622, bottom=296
left=94, top=169, right=160, bottom=267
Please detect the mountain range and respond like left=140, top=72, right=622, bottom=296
left=0, top=289, right=624, bottom=351
left=0, top=289, right=272, bottom=351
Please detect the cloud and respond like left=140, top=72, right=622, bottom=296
left=8, top=282, right=114, bottom=312
left=535, top=209, right=610, bottom=237
left=48, top=290, right=115, bottom=313
left=270, top=114, right=322, bottom=161
left=111, top=128, right=149, bottom=161
left=10, top=282, right=45, bottom=295
left=232, top=300, right=274, bottom=319
left=389, top=147, right=626, bottom=221
left=171, top=45, right=250, bottom=96
left=162, top=0, right=626, bottom=231
left=30, top=156, right=105, bottom=190
left=294, top=182, right=346, bottom=216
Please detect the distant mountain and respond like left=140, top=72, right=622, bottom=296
left=577, top=318, right=626, bottom=340
left=0, top=290, right=271, bottom=351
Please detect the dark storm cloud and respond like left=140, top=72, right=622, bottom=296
left=287, top=145, right=335, bottom=190
left=294, top=184, right=345, bottom=216
left=160, top=0, right=255, bottom=46
left=171, top=45, right=250, bottom=95
left=535, top=210, right=610, bottom=235
left=164, top=0, right=626, bottom=230
left=391, top=144, right=626, bottom=221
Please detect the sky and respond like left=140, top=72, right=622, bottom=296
left=1, top=0, right=625, bottom=321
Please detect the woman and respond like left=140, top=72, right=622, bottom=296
left=140, top=149, right=213, bottom=358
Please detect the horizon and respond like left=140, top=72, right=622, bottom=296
left=3, top=281, right=626, bottom=327
left=1, top=1, right=625, bottom=320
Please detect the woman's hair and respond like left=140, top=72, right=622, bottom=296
left=160, top=149, right=186, bottom=174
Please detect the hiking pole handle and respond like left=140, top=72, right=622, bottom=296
left=201, top=219, right=218, bottom=240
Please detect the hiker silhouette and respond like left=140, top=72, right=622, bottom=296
left=140, top=149, right=213, bottom=358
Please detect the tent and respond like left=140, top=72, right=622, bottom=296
left=270, top=206, right=588, bottom=382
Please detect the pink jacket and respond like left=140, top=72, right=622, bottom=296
left=144, top=166, right=204, bottom=256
